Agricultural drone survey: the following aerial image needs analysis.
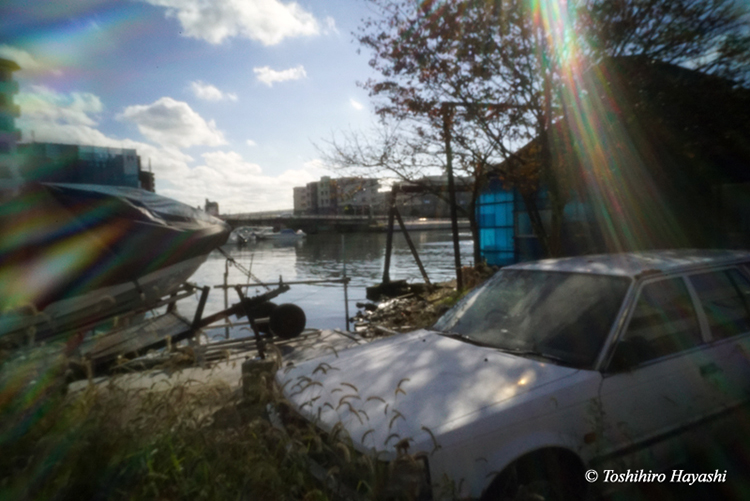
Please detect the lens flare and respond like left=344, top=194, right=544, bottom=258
left=530, top=0, right=688, bottom=251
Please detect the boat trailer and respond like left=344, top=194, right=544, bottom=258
left=2, top=281, right=307, bottom=378
left=81, top=282, right=306, bottom=375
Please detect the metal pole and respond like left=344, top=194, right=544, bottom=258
left=443, top=105, right=463, bottom=290
left=342, top=234, right=350, bottom=331
left=215, top=278, right=350, bottom=288
left=224, top=258, right=230, bottom=339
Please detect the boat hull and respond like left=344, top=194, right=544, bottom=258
left=0, top=183, right=230, bottom=342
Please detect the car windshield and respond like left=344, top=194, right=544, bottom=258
left=433, top=269, right=632, bottom=368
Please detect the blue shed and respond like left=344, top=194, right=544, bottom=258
left=476, top=178, right=516, bottom=266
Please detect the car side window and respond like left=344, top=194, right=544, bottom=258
left=689, top=269, right=750, bottom=340
left=610, top=278, right=702, bottom=370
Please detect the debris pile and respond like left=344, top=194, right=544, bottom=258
left=353, top=264, right=497, bottom=337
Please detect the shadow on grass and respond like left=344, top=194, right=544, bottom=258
left=0, top=347, right=327, bottom=501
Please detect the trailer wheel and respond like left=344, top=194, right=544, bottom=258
left=248, top=301, right=277, bottom=334
left=270, top=303, right=306, bottom=339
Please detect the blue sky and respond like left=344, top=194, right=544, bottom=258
left=1, top=0, right=378, bottom=212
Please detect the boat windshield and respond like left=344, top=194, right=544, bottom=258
left=433, top=270, right=631, bottom=369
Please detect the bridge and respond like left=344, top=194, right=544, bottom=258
left=220, top=213, right=468, bottom=234
left=221, top=213, right=383, bottom=234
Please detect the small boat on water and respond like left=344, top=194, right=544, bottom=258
left=0, top=182, right=231, bottom=343
left=255, top=228, right=306, bottom=241
left=227, top=226, right=274, bottom=245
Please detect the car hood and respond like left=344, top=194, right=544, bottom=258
left=275, top=329, right=580, bottom=455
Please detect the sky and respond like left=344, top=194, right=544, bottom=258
left=0, top=0, right=379, bottom=213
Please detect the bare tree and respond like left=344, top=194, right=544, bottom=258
left=319, top=115, right=494, bottom=264
left=324, top=0, right=750, bottom=258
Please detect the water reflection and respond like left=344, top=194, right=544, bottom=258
left=183, top=231, right=473, bottom=335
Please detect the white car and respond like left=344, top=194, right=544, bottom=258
left=274, top=250, right=750, bottom=500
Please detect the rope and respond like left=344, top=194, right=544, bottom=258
left=217, top=247, right=270, bottom=291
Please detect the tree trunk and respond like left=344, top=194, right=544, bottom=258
left=538, top=126, right=564, bottom=258
left=536, top=26, right=565, bottom=258
left=520, top=190, right=551, bottom=257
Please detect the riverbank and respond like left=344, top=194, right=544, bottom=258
left=351, top=263, right=497, bottom=336
left=0, top=264, right=496, bottom=500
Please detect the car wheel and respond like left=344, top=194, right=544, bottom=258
left=481, top=453, right=584, bottom=501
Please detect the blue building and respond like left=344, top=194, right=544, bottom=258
left=18, top=142, right=145, bottom=189
left=476, top=179, right=516, bottom=266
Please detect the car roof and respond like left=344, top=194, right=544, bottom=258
left=505, top=249, right=750, bottom=278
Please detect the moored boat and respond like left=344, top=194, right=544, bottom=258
left=0, top=182, right=231, bottom=343
left=227, top=226, right=275, bottom=245
left=255, top=228, right=306, bottom=241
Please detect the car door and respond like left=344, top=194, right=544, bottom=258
left=685, top=266, right=750, bottom=409
left=595, top=275, right=716, bottom=470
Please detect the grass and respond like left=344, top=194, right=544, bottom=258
left=0, top=347, right=329, bottom=501
left=0, top=342, right=437, bottom=501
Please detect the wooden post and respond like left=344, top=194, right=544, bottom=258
left=382, top=186, right=398, bottom=284
left=190, top=286, right=210, bottom=365
left=342, top=234, right=350, bottom=331
left=191, top=286, right=210, bottom=336
left=234, top=286, right=266, bottom=360
left=393, top=207, right=431, bottom=285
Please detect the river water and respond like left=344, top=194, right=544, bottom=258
left=182, top=230, right=474, bottom=339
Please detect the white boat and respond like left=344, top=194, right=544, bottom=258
left=249, top=226, right=275, bottom=239
left=227, top=226, right=274, bottom=245
left=0, top=182, right=231, bottom=344
left=255, top=228, right=306, bottom=241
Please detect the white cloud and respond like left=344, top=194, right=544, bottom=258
left=140, top=0, right=323, bottom=45
left=17, top=85, right=103, bottom=127
left=203, top=150, right=262, bottom=176
left=323, top=16, right=337, bottom=34
left=301, top=158, right=331, bottom=178
left=349, top=98, right=364, bottom=111
left=159, top=151, right=320, bottom=212
left=190, top=80, right=237, bottom=101
left=15, top=86, right=323, bottom=213
left=254, top=65, right=306, bottom=87
left=118, top=97, right=226, bottom=148
left=16, top=87, right=192, bottom=176
left=0, top=45, right=44, bottom=72
left=246, top=139, right=257, bottom=147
